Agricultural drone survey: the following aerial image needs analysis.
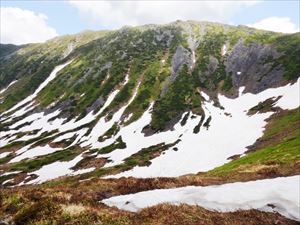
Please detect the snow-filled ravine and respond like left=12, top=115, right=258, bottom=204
left=102, top=175, right=300, bottom=221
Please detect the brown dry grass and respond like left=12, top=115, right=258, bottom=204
left=1, top=187, right=298, bottom=225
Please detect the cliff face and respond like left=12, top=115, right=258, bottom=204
left=225, top=39, right=283, bottom=93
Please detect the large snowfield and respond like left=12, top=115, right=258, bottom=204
left=106, top=78, right=300, bottom=178
left=103, top=175, right=300, bottom=221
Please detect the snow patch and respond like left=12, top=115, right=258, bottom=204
left=0, top=80, right=17, bottom=94
left=0, top=152, right=10, bottom=159
left=1, top=170, right=22, bottom=176
left=81, top=80, right=141, bottom=149
left=72, top=167, right=95, bottom=175
left=102, top=175, right=300, bottom=221
left=10, top=145, right=63, bottom=163
left=221, top=44, right=227, bottom=56
left=26, top=153, right=84, bottom=184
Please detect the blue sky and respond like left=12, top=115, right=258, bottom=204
left=1, top=1, right=299, bottom=44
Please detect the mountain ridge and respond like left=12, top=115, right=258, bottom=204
left=0, top=20, right=299, bottom=224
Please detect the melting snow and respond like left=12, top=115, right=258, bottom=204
left=81, top=80, right=141, bottom=149
left=1, top=63, right=299, bottom=183
left=0, top=152, right=10, bottom=159
left=1, top=170, right=22, bottom=176
left=53, top=132, right=76, bottom=143
left=2, top=178, right=14, bottom=185
left=0, top=68, right=130, bottom=149
left=0, top=80, right=17, bottom=94
left=102, top=175, right=300, bottom=221
left=3, top=60, right=73, bottom=118
left=107, top=78, right=300, bottom=178
left=10, top=145, right=63, bottom=163
left=72, top=167, right=95, bottom=175
left=190, top=50, right=196, bottom=69
left=26, top=153, right=84, bottom=184
left=221, top=44, right=227, bottom=56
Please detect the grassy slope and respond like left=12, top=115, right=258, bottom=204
left=0, top=31, right=108, bottom=113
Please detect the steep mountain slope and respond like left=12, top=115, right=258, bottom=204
left=0, top=20, right=299, bottom=224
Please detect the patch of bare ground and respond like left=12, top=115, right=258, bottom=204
left=131, top=204, right=298, bottom=225
left=1, top=187, right=298, bottom=225
left=2, top=173, right=38, bottom=186
left=72, top=156, right=108, bottom=170
left=0, top=154, right=299, bottom=224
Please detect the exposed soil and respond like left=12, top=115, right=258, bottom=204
left=72, top=156, right=108, bottom=170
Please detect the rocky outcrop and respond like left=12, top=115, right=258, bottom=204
left=161, top=45, right=192, bottom=96
left=171, top=46, right=191, bottom=77
left=225, top=39, right=284, bottom=94
left=86, top=95, right=105, bottom=114
left=207, top=56, right=219, bottom=74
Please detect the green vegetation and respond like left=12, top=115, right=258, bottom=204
left=248, top=97, right=281, bottom=115
left=84, top=140, right=180, bottom=178
left=0, top=31, right=108, bottom=113
left=272, top=33, right=300, bottom=80
left=96, top=136, right=126, bottom=154
left=98, top=122, right=120, bottom=142
left=193, top=115, right=205, bottom=134
left=263, top=108, right=300, bottom=140
left=1, top=22, right=300, bottom=225
left=9, top=146, right=82, bottom=173
left=1, top=21, right=299, bottom=131
left=13, top=197, right=60, bottom=225
left=123, top=59, right=165, bottom=124
left=151, top=65, right=196, bottom=130
left=192, top=31, right=228, bottom=90
left=124, top=140, right=180, bottom=167
left=222, top=75, right=233, bottom=92
left=209, top=138, right=300, bottom=176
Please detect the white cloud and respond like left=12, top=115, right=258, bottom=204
left=0, top=7, right=58, bottom=45
left=69, top=1, right=260, bottom=29
left=247, top=17, right=298, bottom=33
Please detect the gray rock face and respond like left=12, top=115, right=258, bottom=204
left=63, top=42, right=75, bottom=59
left=77, top=61, right=112, bottom=84
left=161, top=45, right=191, bottom=96
left=154, top=29, right=174, bottom=47
left=93, top=61, right=112, bottom=78
left=207, top=56, right=219, bottom=74
left=86, top=95, right=105, bottom=114
left=225, top=39, right=284, bottom=93
left=171, top=45, right=191, bottom=77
